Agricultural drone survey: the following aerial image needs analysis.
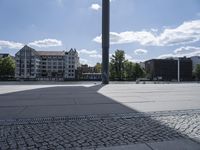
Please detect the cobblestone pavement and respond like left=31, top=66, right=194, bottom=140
left=0, top=110, right=200, bottom=150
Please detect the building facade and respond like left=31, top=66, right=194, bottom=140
left=145, top=58, right=192, bottom=81
left=15, top=45, right=80, bottom=80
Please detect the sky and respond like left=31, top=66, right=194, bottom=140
left=0, top=0, right=200, bottom=66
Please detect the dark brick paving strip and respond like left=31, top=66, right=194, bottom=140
left=0, top=110, right=200, bottom=150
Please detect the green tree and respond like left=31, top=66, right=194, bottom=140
left=123, top=60, right=135, bottom=80
left=195, top=64, right=200, bottom=80
left=0, top=58, right=3, bottom=76
left=94, top=63, right=101, bottom=73
left=110, top=50, right=125, bottom=80
left=0, top=56, right=15, bottom=79
left=109, top=50, right=145, bottom=81
left=133, top=63, right=145, bottom=80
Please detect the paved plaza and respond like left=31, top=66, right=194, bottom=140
left=0, top=82, right=200, bottom=149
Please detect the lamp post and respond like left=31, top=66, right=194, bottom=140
left=102, top=0, right=110, bottom=84
left=177, top=58, right=180, bottom=82
left=175, top=57, right=180, bottom=82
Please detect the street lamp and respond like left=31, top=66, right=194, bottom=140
left=177, top=58, right=180, bottom=82
left=102, top=0, right=110, bottom=84
left=175, top=57, right=180, bottom=82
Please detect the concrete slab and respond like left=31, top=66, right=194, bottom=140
left=96, top=143, right=151, bottom=150
left=147, top=139, right=200, bottom=150
left=0, top=83, right=199, bottom=119
left=95, top=139, right=200, bottom=150
left=122, top=101, right=200, bottom=112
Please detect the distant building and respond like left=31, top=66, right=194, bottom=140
left=77, top=64, right=102, bottom=80
left=190, top=56, right=200, bottom=71
left=15, top=45, right=80, bottom=80
left=82, top=73, right=102, bottom=81
left=145, top=58, right=192, bottom=81
left=78, top=64, right=96, bottom=73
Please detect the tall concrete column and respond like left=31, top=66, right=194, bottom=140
left=102, top=0, right=110, bottom=84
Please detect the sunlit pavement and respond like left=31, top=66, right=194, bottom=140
left=0, top=82, right=200, bottom=149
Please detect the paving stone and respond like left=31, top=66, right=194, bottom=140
left=0, top=110, right=200, bottom=149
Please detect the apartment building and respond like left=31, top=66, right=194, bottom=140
left=15, top=45, right=80, bottom=80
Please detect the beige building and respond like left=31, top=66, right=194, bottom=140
left=15, top=45, right=80, bottom=80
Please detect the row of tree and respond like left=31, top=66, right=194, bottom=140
left=194, top=64, right=200, bottom=80
left=0, top=56, right=15, bottom=79
left=95, top=50, right=200, bottom=81
left=110, top=50, right=145, bottom=80
left=94, top=50, right=145, bottom=81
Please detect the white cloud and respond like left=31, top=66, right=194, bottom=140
left=78, top=49, right=97, bottom=55
left=80, top=58, right=88, bottom=64
left=0, top=39, right=63, bottom=49
left=124, top=54, right=144, bottom=63
left=28, top=39, right=62, bottom=48
left=134, top=49, right=148, bottom=55
left=90, top=0, right=114, bottom=11
left=93, top=31, right=157, bottom=45
left=158, top=46, right=200, bottom=59
left=0, top=40, right=24, bottom=49
left=78, top=49, right=102, bottom=59
left=93, top=20, right=200, bottom=46
left=151, top=28, right=158, bottom=33
left=90, top=4, right=101, bottom=11
left=174, top=46, right=200, bottom=54
left=79, top=58, right=94, bottom=66
left=89, top=54, right=102, bottom=59
left=157, top=54, right=175, bottom=59
left=125, top=54, right=133, bottom=60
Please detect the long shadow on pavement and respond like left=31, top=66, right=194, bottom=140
left=0, top=84, right=199, bottom=149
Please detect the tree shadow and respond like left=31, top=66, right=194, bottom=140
left=0, top=84, right=199, bottom=149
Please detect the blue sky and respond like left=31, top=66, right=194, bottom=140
left=0, top=0, right=200, bottom=66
